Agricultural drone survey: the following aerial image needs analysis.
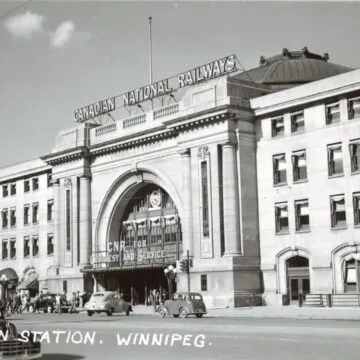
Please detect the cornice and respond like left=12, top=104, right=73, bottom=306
left=40, top=146, right=89, bottom=166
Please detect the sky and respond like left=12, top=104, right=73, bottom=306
left=1, top=0, right=360, bottom=168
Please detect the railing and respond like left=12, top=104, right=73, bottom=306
left=304, top=293, right=360, bottom=307
left=123, top=114, right=146, bottom=129
left=95, top=123, right=117, bottom=137
left=153, top=103, right=179, bottom=120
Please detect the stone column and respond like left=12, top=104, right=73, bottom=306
left=179, top=149, right=193, bottom=257
left=222, top=142, right=241, bottom=255
left=53, top=180, right=61, bottom=267
left=79, top=176, right=92, bottom=265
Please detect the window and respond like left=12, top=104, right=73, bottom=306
left=24, top=180, right=30, bottom=193
left=10, top=208, right=16, bottom=228
left=32, top=236, right=39, bottom=257
left=353, top=193, right=360, bottom=226
left=325, top=103, right=340, bottom=124
left=201, top=274, right=207, bottom=291
left=32, top=178, right=39, bottom=191
left=10, top=183, right=16, bottom=196
left=24, top=205, right=30, bottom=225
left=1, top=209, right=8, bottom=229
left=348, top=97, right=360, bottom=120
left=47, top=234, right=54, bottom=255
left=292, top=150, right=307, bottom=182
left=295, top=200, right=310, bottom=231
left=273, top=154, right=287, bottom=185
left=2, top=240, right=8, bottom=260
left=275, top=203, right=289, bottom=233
left=47, top=174, right=52, bottom=187
left=349, top=140, right=360, bottom=173
left=344, top=259, right=357, bottom=293
left=201, top=161, right=209, bottom=237
left=23, top=237, right=30, bottom=257
left=2, top=185, right=8, bottom=197
left=10, top=239, right=16, bottom=259
left=271, top=117, right=284, bottom=137
left=47, top=200, right=54, bottom=221
left=330, top=195, right=346, bottom=228
left=32, top=203, right=39, bottom=224
left=328, top=144, right=343, bottom=176
left=291, top=112, right=304, bottom=133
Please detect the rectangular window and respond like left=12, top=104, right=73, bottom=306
left=47, top=234, right=54, bottom=255
left=10, top=239, right=16, bottom=259
left=201, top=274, right=207, bottom=291
left=273, top=154, right=287, bottom=185
left=47, top=200, right=54, bottom=221
left=2, top=240, right=8, bottom=260
left=23, top=237, right=30, bottom=258
left=32, top=203, right=39, bottom=224
left=24, top=180, right=30, bottom=193
left=201, top=161, right=209, bottom=237
left=1, top=209, right=8, bottom=229
left=295, top=200, right=310, bottom=231
left=32, top=236, right=39, bottom=257
left=326, top=103, right=340, bottom=124
left=349, top=140, right=360, bottom=173
left=10, top=208, right=16, bottom=228
left=2, top=185, right=8, bottom=198
left=66, top=190, right=71, bottom=251
left=47, top=174, right=52, bottom=188
left=348, top=97, right=360, bottom=120
left=292, top=150, right=307, bottom=182
left=10, top=183, right=16, bottom=196
left=330, top=195, right=346, bottom=228
left=291, top=112, right=304, bottom=133
left=275, top=203, right=289, bottom=233
left=32, top=178, right=39, bottom=191
left=24, top=205, right=30, bottom=225
left=271, top=117, right=284, bottom=137
left=353, top=193, right=360, bottom=226
left=328, top=144, right=344, bottom=176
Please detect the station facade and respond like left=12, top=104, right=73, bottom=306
left=1, top=48, right=359, bottom=307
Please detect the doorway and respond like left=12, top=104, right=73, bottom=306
left=286, top=256, right=310, bottom=304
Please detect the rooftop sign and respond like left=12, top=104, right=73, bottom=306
left=74, top=54, right=238, bottom=122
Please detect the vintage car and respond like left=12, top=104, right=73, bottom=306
left=84, top=291, right=132, bottom=316
left=158, top=292, right=207, bottom=318
left=0, top=313, right=41, bottom=359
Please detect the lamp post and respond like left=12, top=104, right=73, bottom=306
left=164, top=265, right=177, bottom=299
left=0, top=274, right=9, bottom=316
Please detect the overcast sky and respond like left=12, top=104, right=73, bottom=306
left=1, top=1, right=359, bottom=168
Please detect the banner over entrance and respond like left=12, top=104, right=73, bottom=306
left=74, top=54, right=239, bottom=122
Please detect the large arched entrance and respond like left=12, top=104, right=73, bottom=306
left=97, top=183, right=183, bottom=304
left=286, top=256, right=310, bottom=304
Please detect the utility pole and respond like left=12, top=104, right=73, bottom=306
left=187, top=249, right=190, bottom=293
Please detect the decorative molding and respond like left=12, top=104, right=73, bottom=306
left=197, top=145, right=210, bottom=159
left=177, top=148, right=190, bottom=157
left=64, top=178, right=72, bottom=187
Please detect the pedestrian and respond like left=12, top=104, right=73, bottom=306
left=69, top=292, right=76, bottom=313
left=75, top=291, right=80, bottom=308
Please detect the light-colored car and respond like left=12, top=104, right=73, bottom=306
left=158, top=292, right=207, bottom=318
left=84, top=291, right=132, bottom=316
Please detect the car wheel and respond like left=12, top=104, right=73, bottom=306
left=196, top=314, right=203, bottom=318
left=157, top=307, right=167, bottom=318
left=173, top=314, right=179, bottom=318
left=107, top=308, right=114, bottom=316
left=179, top=308, right=188, bottom=319
left=87, top=311, right=93, bottom=316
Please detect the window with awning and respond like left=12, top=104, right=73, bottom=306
left=330, top=194, right=346, bottom=228
left=295, top=199, right=310, bottom=231
left=349, top=140, right=360, bottom=173
left=275, top=202, right=289, bottom=233
left=325, top=103, right=340, bottom=124
left=292, top=150, right=307, bottom=182
left=347, top=97, right=360, bottom=120
left=273, top=154, right=287, bottom=185
left=328, top=143, right=343, bottom=176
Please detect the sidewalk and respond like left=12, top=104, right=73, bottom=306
left=131, top=305, right=360, bottom=320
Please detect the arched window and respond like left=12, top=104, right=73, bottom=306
left=344, top=259, right=357, bottom=293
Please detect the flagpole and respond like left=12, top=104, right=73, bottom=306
left=149, top=16, right=153, bottom=109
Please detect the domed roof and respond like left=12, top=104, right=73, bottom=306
left=235, top=47, right=353, bottom=89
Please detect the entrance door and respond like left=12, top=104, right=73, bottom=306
left=289, top=277, right=310, bottom=303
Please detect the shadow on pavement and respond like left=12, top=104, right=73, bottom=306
left=42, top=354, right=85, bottom=360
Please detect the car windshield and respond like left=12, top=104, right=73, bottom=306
left=104, top=295, right=113, bottom=301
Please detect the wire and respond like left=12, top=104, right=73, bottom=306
left=0, top=0, right=32, bottom=20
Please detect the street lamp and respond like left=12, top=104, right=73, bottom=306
left=164, top=265, right=177, bottom=299
left=0, top=275, right=9, bottom=317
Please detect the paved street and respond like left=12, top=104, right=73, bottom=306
left=4, top=311, right=360, bottom=360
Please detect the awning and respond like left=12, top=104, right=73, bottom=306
left=81, top=263, right=171, bottom=273
left=17, top=273, right=38, bottom=290
left=0, top=268, right=18, bottom=281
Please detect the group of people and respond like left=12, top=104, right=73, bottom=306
left=147, top=289, right=168, bottom=309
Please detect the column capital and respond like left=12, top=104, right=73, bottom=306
left=79, top=174, right=92, bottom=180
left=177, top=148, right=191, bottom=157
left=51, top=179, right=60, bottom=186
left=221, top=140, right=237, bottom=148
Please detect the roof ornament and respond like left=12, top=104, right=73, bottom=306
left=259, top=55, right=266, bottom=65
left=302, top=47, right=309, bottom=57
left=282, top=48, right=289, bottom=57
left=322, top=52, right=329, bottom=61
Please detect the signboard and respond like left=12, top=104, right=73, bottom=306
left=74, top=54, right=239, bottom=122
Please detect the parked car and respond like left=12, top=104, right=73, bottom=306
left=0, top=314, right=41, bottom=359
left=38, top=293, right=57, bottom=313
left=158, top=292, right=207, bottom=318
left=84, top=291, right=133, bottom=316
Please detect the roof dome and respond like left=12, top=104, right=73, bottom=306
left=235, top=47, right=353, bottom=89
